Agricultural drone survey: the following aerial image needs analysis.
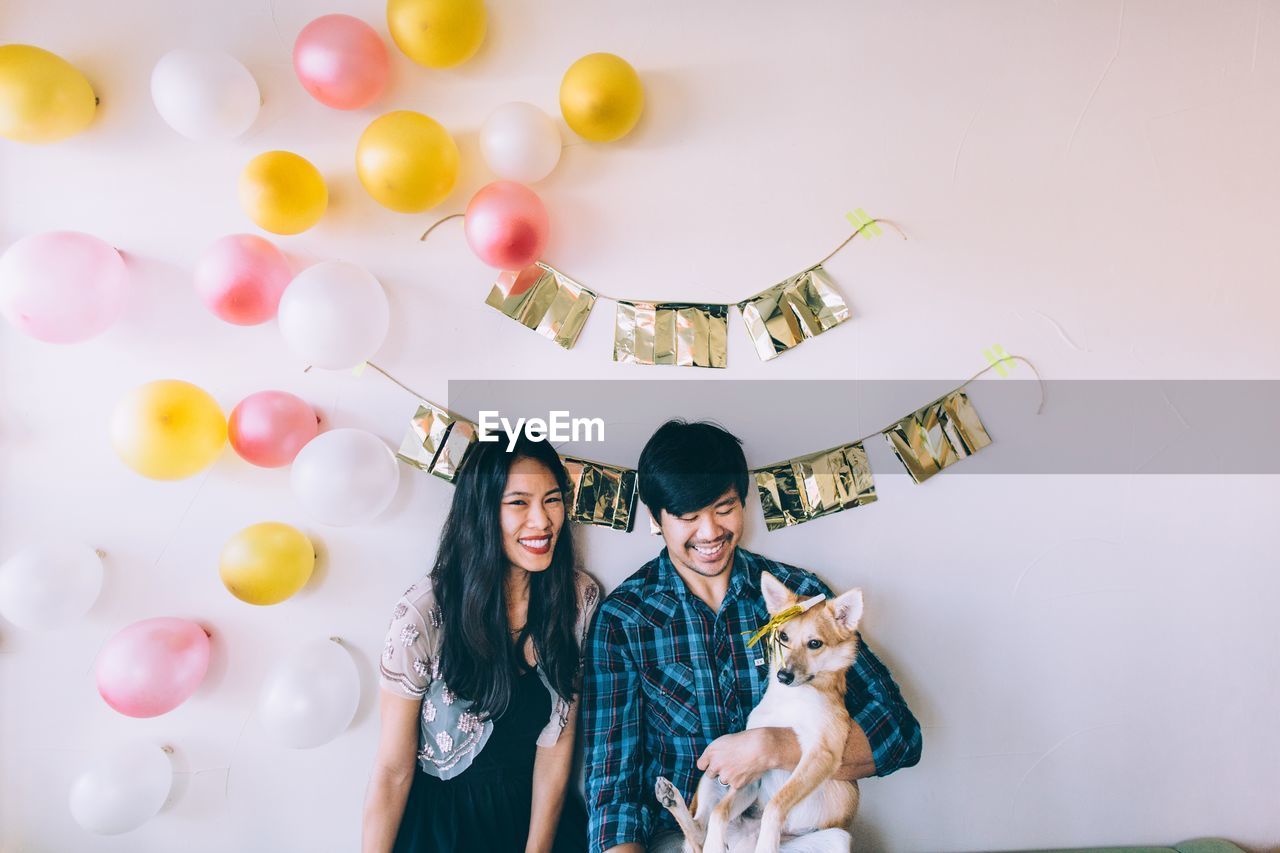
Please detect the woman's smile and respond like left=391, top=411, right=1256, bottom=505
left=517, top=534, right=552, bottom=556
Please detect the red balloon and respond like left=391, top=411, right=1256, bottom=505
left=293, top=14, right=389, bottom=110
left=228, top=391, right=319, bottom=467
left=194, top=234, right=291, bottom=326
left=464, top=181, right=549, bottom=270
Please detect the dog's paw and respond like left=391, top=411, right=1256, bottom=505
left=655, top=776, right=679, bottom=810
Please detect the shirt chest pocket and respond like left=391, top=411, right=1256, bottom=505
left=640, top=661, right=700, bottom=737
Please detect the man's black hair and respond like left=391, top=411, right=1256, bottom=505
left=637, top=419, right=749, bottom=520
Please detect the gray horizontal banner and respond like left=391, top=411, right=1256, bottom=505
left=446, top=380, right=1280, bottom=475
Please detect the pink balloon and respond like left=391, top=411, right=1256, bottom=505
left=229, top=391, right=320, bottom=467
left=95, top=617, right=211, bottom=718
left=0, top=231, right=127, bottom=343
left=464, top=181, right=550, bottom=270
left=293, top=14, right=390, bottom=110
left=194, top=234, right=292, bottom=325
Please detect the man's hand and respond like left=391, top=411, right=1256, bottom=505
left=696, top=728, right=781, bottom=790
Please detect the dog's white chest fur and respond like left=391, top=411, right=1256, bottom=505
left=744, top=681, right=857, bottom=837
left=747, top=681, right=828, bottom=745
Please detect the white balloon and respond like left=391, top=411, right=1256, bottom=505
left=69, top=739, right=172, bottom=835
left=0, top=542, right=103, bottom=630
left=290, top=429, right=399, bottom=526
left=258, top=638, right=360, bottom=749
left=277, top=261, right=389, bottom=370
left=150, top=49, right=260, bottom=141
left=479, top=102, right=562, bottom=183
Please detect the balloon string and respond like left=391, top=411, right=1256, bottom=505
left=419, top=213, right=465, bottom=242
left=366, top=362, right=429, bottom=401
left=584, top=217, right=907, bottom=305
left=148, top=467, right=215, bottom=574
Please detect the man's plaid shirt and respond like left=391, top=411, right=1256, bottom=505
left=582, top=547, right=922, bottom=853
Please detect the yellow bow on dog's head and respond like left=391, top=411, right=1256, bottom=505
left=743, top=593, right=826, bottom=664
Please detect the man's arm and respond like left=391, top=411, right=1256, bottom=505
left=582, top=607, right=653, bottom=853
left=839, top=633, right=922, bottom=776
left=697, top=718, right=877, bottom=789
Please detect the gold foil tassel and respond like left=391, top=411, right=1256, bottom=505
left=737, top=265, right=851, bottom=361
left=752, top=442, right=877, bottom=531
left=883, top=390, right=992, bottom=484
left=395, top=401, right=479, bottom=483
left=485, top=262, right=597, bottom=350
left=613, top=301, right=729, bottom=368
left=560, top=456, right=638, bottom=531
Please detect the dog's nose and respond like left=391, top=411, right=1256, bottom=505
left=776, top=669, right=795, bottom=685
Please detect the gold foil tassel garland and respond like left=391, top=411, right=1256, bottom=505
left=737, top=265, right=851, bottom=361
left=560, top=456, right=639, bottom=531
left=485, top=263, right=597, bottom=350
left=883, top=390, right=992, bottom=483
left=753, top=441, right=877, bottom=531
left=613, top=301, right=728, bottom=368
left=396, top=402, right=479, bottom=482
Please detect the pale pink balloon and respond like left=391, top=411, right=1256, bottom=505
left=293, top=14, right=390, bottom=110
left=464, top=181, right=550, bottom=270
left=229, top=390, right=320, bottom=467
left=95, top=617, right=211, bottom=718
left=0, top=231, right=127, bottom=343
left=194, top=234, right=292, bottom=325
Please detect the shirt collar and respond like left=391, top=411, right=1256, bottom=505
left=655, top=545, right=759, bottom=604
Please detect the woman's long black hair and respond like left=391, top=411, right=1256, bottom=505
left=431, top=434, right=580, bottom=719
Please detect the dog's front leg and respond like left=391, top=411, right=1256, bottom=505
left=753, top=747, right=843, bottom=853
left=656, top=777, right=705, bottom=853
left=703, top=783, right=747, bottom=853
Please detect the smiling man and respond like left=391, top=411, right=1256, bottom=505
left=581, top=420, right=922, bottom=853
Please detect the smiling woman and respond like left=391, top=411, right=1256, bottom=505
left=361, top=435, right=599, bottom=853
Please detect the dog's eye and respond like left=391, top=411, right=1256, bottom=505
left=806, top=639, right=823, bottom=650
left=778, top=631, right=789, bottom=643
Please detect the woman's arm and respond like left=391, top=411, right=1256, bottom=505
left=526, top=700, right=577, bottom=853
left=361, top=689, right=422, bottom=853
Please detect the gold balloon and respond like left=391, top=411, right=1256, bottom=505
left=356, top=110, right=459, bottom=212
left=111, top=380, right=226, bottom=480
left=559, top=53, right=644, bottom=143
left=239, top=151, right=328, bottom=235
left=0, top=44, right=96, bottom=144
left=387, top=0, right=486, bottom=69
left=219, top=522, right=315, bottom=606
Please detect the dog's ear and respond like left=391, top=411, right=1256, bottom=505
left=760, top=571, right=797, bottom=615
left=828, top=588, right=864, bottom=632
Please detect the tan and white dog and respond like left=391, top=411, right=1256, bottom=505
left=655, top=571, right=864, bottom=853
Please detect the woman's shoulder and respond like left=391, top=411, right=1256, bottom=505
left=570, top=571, right=601, bottom=640
left=390, top=574, right=440, bottom=628
left=572, top=570, right=601, bottom=608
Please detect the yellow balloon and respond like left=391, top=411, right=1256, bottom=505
left=239, top=151, right=328, bottom=235
left=559, top=53, right=644, bottom=143
left=219, top=522, right=315, bottom=606
left=356, top=111, right=459, bottom=212
left=387, top=0, right=486, bottom=69
left=110, top=380, right=227, bottom=480
left=0, top=44, right=96, bottom=144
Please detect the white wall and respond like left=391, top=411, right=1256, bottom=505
left=3, top=1, right=1278, bottom=851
